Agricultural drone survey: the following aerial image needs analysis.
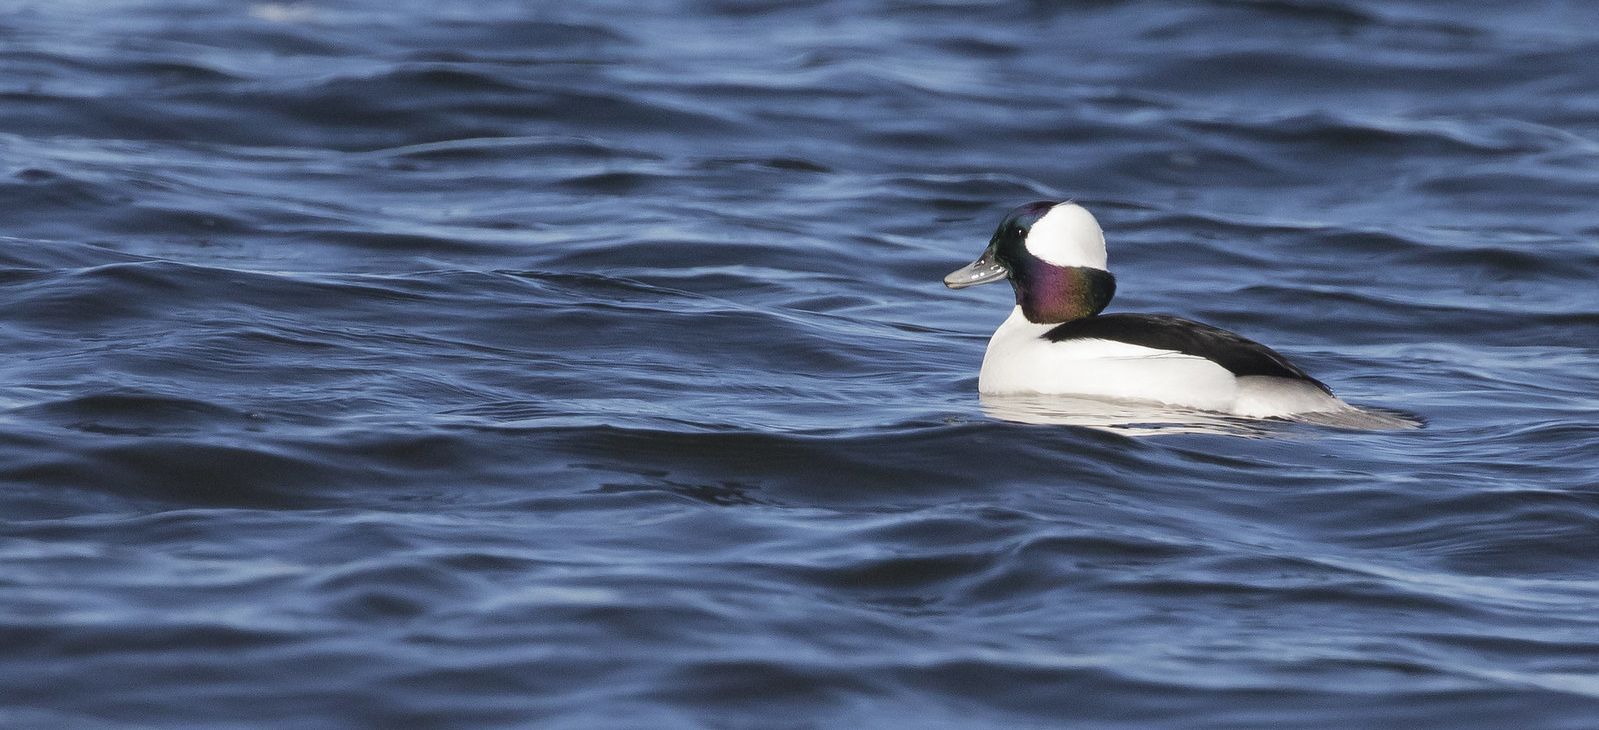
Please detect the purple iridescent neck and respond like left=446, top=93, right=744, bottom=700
left=1012, top=263, right=1117, bottom=324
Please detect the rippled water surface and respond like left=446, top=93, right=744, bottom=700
left=4, top=1, right=1599, bottom=728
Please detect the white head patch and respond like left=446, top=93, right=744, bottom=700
left=1025, top=203, right=1107, bottom=270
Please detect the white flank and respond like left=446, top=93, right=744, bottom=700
left=975, top=307, right=1365, bottom=418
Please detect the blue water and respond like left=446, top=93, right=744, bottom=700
left=3, top=1, right=1599, bottom=728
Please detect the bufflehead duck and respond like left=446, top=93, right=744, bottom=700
left=945, top=201, right=1359, bottom=419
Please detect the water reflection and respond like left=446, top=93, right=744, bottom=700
left=979, top=393, right=1421, bottom=436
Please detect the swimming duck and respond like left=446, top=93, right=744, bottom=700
left=945, top=201, right=1356, bottom=419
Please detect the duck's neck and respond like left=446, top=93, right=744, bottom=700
left=1014, top=265, right=1116, bottom=324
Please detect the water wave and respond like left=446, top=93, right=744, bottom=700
left=2, top=1, right=1597, bottom=728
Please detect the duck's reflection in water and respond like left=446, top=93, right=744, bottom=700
left=979, top=393, right=1421, bottom=436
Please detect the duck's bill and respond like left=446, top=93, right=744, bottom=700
left=943, top=252, right=1007, bottom=289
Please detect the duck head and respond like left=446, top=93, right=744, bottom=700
left=944, top=201, right=1117, bottom=324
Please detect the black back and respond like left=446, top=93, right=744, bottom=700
left=1044, top=313, right=1332, bottom=393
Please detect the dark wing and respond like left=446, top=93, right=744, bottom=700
left=1044, top=313, right=1332, bottom=394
